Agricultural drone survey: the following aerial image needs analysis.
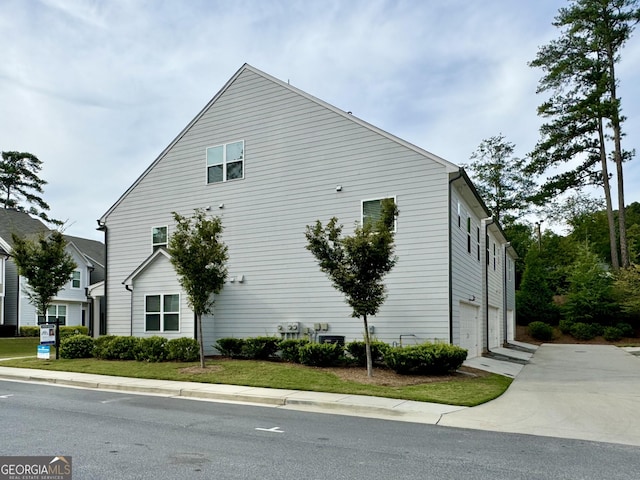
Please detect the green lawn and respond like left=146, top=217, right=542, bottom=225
left=0, top=349, right=511, bottom=407
left=0, top=337, right=45, bottom=358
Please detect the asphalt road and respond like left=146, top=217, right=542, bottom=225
left=1, top=380, right=638, bottom=480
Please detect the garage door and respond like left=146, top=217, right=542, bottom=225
left=489, top=306, right=501, bottom=350
left=459, top=302, right=480, bottom=359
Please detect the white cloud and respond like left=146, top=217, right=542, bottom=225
left=0, top=0, right=638, bottom=240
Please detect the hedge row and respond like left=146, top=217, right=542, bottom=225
left=215, top=337, right=468, bottom=375
left=529, top=320, right=636, bottom=342
left=60, top=334, right=200, bottom=362
left=20, top=325, right=89, bottom=339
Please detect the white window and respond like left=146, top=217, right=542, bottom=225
left=362, top=197, right=396, bottom=232
left=145, top=294, right=180, bottom=332
left=38, top=305, right=67, bottom=325
left=71, top=271, right=81, bottom=289
left=206, top=140, right=244, bottom=184
left=152, top=226, right=168, bottom=250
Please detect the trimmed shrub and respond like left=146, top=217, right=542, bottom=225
left=603, top=327, right=623, bottom=342
left=94, top=335, right=140, bottom=360
left=298, top=342, right=344, bottom=367
left=345, top=340, right=390, bottom=367
left=570, top=322, right=598, bottom=341
left=166, top=337, right=200, bottom=362
left=528, top=321, right=554, bottom=341
left=19, top=326, right=40, bottom=337
left=242, top=336, right=281, bottom=360
left=60, top=334, right=94, bottom=359
left=616, top=323, right=635, bottom=338
left=384, top=343, right=467, bottom=375
left=279, top=339, right=309, bottom=363
left=215, top=338, right=246, bottom=358
left=134, top=336, right=168, bottom=362
left=59, top=326, right=89, bottom=339
left=558, top=319, right=574, bottom=335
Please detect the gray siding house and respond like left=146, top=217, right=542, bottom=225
left=98, top=64, right=516, bottom=358
left=0, top=209, right=105, bottom=336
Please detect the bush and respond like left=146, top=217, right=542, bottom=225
left=241, top=337, right=281, bottom=360
left=166, top=337, right=200, bottom=362
left=60, top=334, right=94, bottom=359
left=384, top=343, right=467, bottom=375
left=59, top=326, right=89, bottom=339
left=93, top=335, right=140, bottom=360
left=558, top=319, right=574, bottom=335
left=345, top=340, right=390, bottom=367
left=19, top=326, right=40, bottom=337
left=528, top=321, right=554, bottom=341
left=279, top=339, right=309, bottom=363
left=616, top=323, right=635, bottom=338
left=215, top=338, right=246, bottom=358
left=134, top=336, right=168, bottom=362
left=570, top=322, right=598, bottom=341
left=298, top=342, right=344, bottom=367
left=603, top=327, right=623, bottom=342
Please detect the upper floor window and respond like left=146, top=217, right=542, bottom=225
left=71, top=271, right=81, bottom=289
left=152, top=226, right=168, bottom=251
left=362, top=197, right=396, bottom=232
left=206, top=140, right=244, bottom=184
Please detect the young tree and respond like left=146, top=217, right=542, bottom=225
left=0, top=151, right=61, bottom=225
left=11, top=230, right=77, bottom=357
left=305, top=199, right=398, bottom=377
left=168, top=209, right=228, bottom=368
left=463, top=134, right=534, bottom=226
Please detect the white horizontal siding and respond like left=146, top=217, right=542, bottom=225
left=105, top=67, right=452, bottom=346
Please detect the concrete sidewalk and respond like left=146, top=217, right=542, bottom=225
left=439, top=344, right=640, bottom=447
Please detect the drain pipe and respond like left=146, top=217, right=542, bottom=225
left=124, top=284, right=133, bottom=336
left=503, top=242, right=510, bottom=346
left=482, top=217, right=494, bottom=354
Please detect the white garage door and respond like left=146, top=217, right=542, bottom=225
left=459, top=302, right=480, bottom=359
left=489, top=306, right=501, bottom=350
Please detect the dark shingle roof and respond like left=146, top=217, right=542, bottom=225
left=64, top=234, right=105, bottom=267
left=0, top=208, right=49, bottom=247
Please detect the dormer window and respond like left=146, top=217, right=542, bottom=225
left=152, top=226, right=168, bottom=251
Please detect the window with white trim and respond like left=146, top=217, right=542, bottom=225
left=206, top=140, right=244, bottom=184
left=71, top=270, right=81, bottom=289
left=152, top=226, right=168, bottom=251
left=362, top=197, right=396, bottom=232
left=37, top=305, right=67, bottom=325
left=145, top=294, right=180, bottom=332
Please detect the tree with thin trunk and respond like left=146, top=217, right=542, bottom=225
left=0, top=151, right=61, bottom=225
left=11, top=231, right=77, bottom=323
left=305, top=199, right=398, bottom=377
left=529, top=0, right=640, bottom=268
left=168, top=209, right=228, bottom=368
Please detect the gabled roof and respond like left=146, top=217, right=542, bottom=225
left=123, top=248, right=172, bottom=286
left=0, top=208, right=49, bottom=250
left=64, top=234, right=105, bottom=268
left=99, top=63, right=460, bottom=222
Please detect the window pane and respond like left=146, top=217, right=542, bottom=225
left=208, top=165, right=223, bottom=183
left=363, top=200, right=382, bottom=228
left=146, top=295, right=160, bottom=313
left=146, top=314, right=160, bottom=331
left=164, top=294, right=179, bottom=313
left=58, top=306, right=67, bottom=316
left=164, top=314, right=179, bottom=331
left=152, top=226, right=167, bottom=245
left=227, top=161, right=243, bottom=180
left=206, top=146, right=223, bottom=166
left=226, top=141, right=243, bottom=162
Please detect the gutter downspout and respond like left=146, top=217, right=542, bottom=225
left=97, top=220, right=107, bottom=337
left=482, top=217, right=494, bottom=354
left=448, top=170, right=464, bottom=345
left=503, top=242, right=510, bottom=347
left=124, top=284, right=133, bottom=336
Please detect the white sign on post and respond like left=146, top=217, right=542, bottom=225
left=37, top=345, right=50, bottom=359
left=40, top=324, right=56, bottom=346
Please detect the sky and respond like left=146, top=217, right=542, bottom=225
left=1, top=0, right=639, bottom=241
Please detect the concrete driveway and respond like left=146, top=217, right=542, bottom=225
left=439, top=344, right=640, bottom=446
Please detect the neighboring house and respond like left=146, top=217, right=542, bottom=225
left=98, top=63, right=517, bottom=358
left=0, top=208, right=105, bottom=336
